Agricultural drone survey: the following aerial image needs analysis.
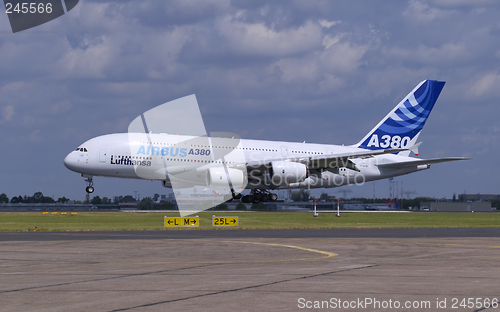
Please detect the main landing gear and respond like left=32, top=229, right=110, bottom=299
left=223, top=188, right=244, bottom=202
left=241, top=190, right=278, bottom=204
left=230, top=188, right=242, bottom=200
left=85, top=177, right=94, bottom=194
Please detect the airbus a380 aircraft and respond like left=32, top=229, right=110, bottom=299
left=64, top=80, right=468, bottom=205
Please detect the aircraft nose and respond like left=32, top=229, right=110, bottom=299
left=64, top=152, right=77, bottom=171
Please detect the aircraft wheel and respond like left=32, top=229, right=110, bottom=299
left=252, top=197, right=260, bottom=204
left=261, top=194, right=269, bottom=202
left=254, top=192, right=263, bottom=201
left=86, top=186, right=94, bottom=194
left=270, top=193, right=278, bottom=201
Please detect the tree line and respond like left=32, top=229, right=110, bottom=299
left=0, top=192, right=69, bottom=204
left=3, top=191, right=497, bottom=210
left=0, top=192, right=135, bottom=205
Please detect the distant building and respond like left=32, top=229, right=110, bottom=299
left=342, top=202, right=399, bottom=210
left=365, top=203, right=400, bottom=210
left=421, top=201, right=492, bottom=212
left=119, top=202, right=138, bottom=209
left=458, top=194, right=500, bottom=201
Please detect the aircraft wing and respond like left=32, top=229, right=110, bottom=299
left=244, top=147, right=410, bottom=174
left=305, top=147, right=416, bottom=173
left=376, top=157, right=471, bottom=169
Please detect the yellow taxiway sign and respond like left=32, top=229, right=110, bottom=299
left=164, top=217, right=181, bottom=227
left=164, top=216, right=199, bottom=227
left=182, top=216, right=199, bottom=227
left=212, top=216, right=239, bottom=227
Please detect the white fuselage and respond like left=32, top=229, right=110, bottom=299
left=64, top=133, right=428, bottom=190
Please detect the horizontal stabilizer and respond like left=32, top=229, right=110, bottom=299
left=377, top=157, right=471, bottom=169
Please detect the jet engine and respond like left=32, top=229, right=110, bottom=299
left=269, top=161, right=308, bottom=184
left=206, top=167, right=246, bottom=189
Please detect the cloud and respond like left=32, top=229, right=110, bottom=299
left=269, top=38, right=368, bottom=86
left=431, top=0, right=498, bottom=8
left=320, top=42, right=369, bottom=73
left=386, top=42, right=470, bottom=65
left=2, top=105, right=14, bottom=122
left=56, top=35, right=113, bottom=79
left=1, top=0, right=500, bottom=200
left=318, top=19, right=341, bottom=29
left=318, top=74, right=344, bottom=93
left=322, top=33, right=345, bottom=50
left=216, top=14, right=322, bottom=57
left=403, top=0, right=451, bottom=23
left=468, top=73, right=500, bottom=97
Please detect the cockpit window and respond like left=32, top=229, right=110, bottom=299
left=75, top=148, right=88, bottom=152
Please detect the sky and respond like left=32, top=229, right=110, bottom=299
left=1, top=0, right=499, bottom=201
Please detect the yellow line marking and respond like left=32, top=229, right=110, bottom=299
left=120, top=241, right=338, bottom=265
left=0, top=240, right=338, bottom=268
left=223, top=240, right=337, bottom=261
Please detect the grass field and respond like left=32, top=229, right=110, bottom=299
left=0, top=211, right=499, bottom=232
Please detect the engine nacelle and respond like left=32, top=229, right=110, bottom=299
left=206, top=167, right=247, bottom=189
left=270, top=161, right=307, bottom=184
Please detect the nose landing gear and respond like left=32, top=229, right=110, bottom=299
left=85, top=177, right=94, bottom=193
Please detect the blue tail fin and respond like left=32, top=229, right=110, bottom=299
left=356, top=80, right=445, bottom=153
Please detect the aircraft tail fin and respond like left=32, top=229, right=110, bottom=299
left=355, top=80, right=445, bottom=156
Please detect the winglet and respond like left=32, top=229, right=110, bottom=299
left=410, top=142, right=422, bottom=156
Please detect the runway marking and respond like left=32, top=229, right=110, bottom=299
left=0, top=240, right=340, bottom=302
left=98, top=240, right=338, bottom=265
left=222, top=240, right=337, bottom=261
left=0, top=240, right=338, bottom=272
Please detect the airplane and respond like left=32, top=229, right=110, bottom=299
left=64, top=80, right=468, bottom=205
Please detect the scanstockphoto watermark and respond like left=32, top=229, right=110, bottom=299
left=245, top=168, right=367, bottom=189
left=245, top=151, right=368, bottom=188
left=297, top=297, right=499, bottom=310
left=129, top=94, right=370, bottom=216
left=298, top=298, right=432, bottom=310
left=4, top=0, right=80, bottom=33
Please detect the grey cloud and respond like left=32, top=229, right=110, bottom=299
left=1, top=0, right=499, bottom=200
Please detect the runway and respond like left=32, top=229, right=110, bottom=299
left=1, top=229, right=499, bottom=311
left=1, top=227, right=499, bottom=241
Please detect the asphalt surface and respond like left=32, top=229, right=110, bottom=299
left=1, top=227, right=499, bottom=241
left=1, top=229, right=499, bottom=311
